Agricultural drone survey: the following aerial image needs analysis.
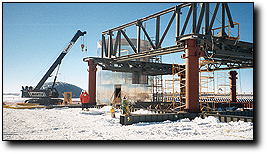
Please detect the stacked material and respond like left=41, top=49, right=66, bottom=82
left=3, top=103, right=44, bottom=109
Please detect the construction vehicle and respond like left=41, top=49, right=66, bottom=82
left=21, top=30, right=86, bottom=105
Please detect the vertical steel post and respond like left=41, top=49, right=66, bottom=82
left=175, top=6, right=180, bottom=44
left=102, top=34, right=108, bottom=57
left=183, top=39, right=202, bottom=113
left=118, top=32, right=121, bottom=57
left=205, top=3, right=209, bottom=34
left=136, top=20, right=141, bottom=53
left=175, top=6, right=180, bottom=38
left=192, top=3, right=197, bottom=33
left=88, top=60, right=97, bottom=105
left=155, top=16, right=160, bottom=48
left=229, top=71, right=237, bottom=103
left=113, top=31, right=121, bottom=56
left=221, top=3, right=225, bottom=37
left=108, top=30, right=113, bottom=58
left=101, top=34, right=105, bottom=58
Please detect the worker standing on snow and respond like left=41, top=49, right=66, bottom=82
left=122, top=95, right=130, bottom=115
left=110, top=106, right=116, bottom=118
left=80, top=90, right=90, bottom=111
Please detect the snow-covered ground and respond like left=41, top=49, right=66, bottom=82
left=2, top=93, right=26, bottom=104
left=3, top=106, right=253, bottom=140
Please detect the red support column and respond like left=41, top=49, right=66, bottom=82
left=229, top=71, right=237, bottom=103
left=182, top=39, right=203, bottom=113
left=88, top=60, right=97, bottom=105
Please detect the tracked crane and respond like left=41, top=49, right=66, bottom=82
left=21, top=30, right=86, bottom=105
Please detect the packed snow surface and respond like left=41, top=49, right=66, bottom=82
left=3, top=106, right=253, bottom=140
left=3, top=93, right=26, bottom=104
left=131, top=109, right=156, bottom=115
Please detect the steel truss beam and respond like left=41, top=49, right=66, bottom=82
left=180, top=34, right=253, bottom=69
left=112, top=45, right=184, bottom=62
left=83, top=57, right=185, bottom=76
left=94, top=3, right=253, bottom=73
left=102, top=3, right=191, bottom=35
left=101, top=3, right=191, bottom=58
left=83, top=56, right=251, bottom=76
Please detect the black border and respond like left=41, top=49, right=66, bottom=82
left=2, top=2, right=256, bottom=144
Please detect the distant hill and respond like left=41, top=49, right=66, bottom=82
left=42, top=82, right=83, bottom=98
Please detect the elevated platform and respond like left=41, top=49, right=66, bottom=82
left=83, top=57, right=185, bottom=76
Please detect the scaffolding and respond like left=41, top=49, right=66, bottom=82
left=164, top=64, right=186, bottom=111
left=217, top=71, right=230, bottom=106
left=199, top=60, right=215, bottom=112
left=178, top=64, right=186, bottom=111
left=164, top=79, right=175, bottom=102
left=149, top=55, right=163, bottom=102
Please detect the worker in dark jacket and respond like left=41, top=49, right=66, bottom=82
left=80, top=90, right=90, bottom=110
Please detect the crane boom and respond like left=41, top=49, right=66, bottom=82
left=35, top=30, right=86, bottom=90
left=21, top=30, right=86, bottom=105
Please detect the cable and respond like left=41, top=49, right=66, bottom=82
left=27, top=41, right=69, bottom=86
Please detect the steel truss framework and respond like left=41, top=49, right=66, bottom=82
left=83, top=57, right=185, bottom=76
left=84, top=2, right=253, bottom=73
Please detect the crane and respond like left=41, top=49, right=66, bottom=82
left=21, top=30, right=87, bottom=105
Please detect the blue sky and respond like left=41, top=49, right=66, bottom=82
left=3, top=2, right=253, bottom=93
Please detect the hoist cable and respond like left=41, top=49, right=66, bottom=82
left=27, top=41, right=69, bottom=87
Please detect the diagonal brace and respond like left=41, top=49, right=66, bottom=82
left=207, top=3, right=220, bottom=34
left=224, top=3, right=234, bottom=28
left=181, top=4, right=193, bottom=35
left=157, top=11, right=176, bottom=48
left=196, top=3, right=205, bottom=33
left=119, top=29, right=137, bottom=53
left=140, top=24, right=156, bottom=49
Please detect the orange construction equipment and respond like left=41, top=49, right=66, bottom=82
left=63, top=92, right=72, bottom=105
